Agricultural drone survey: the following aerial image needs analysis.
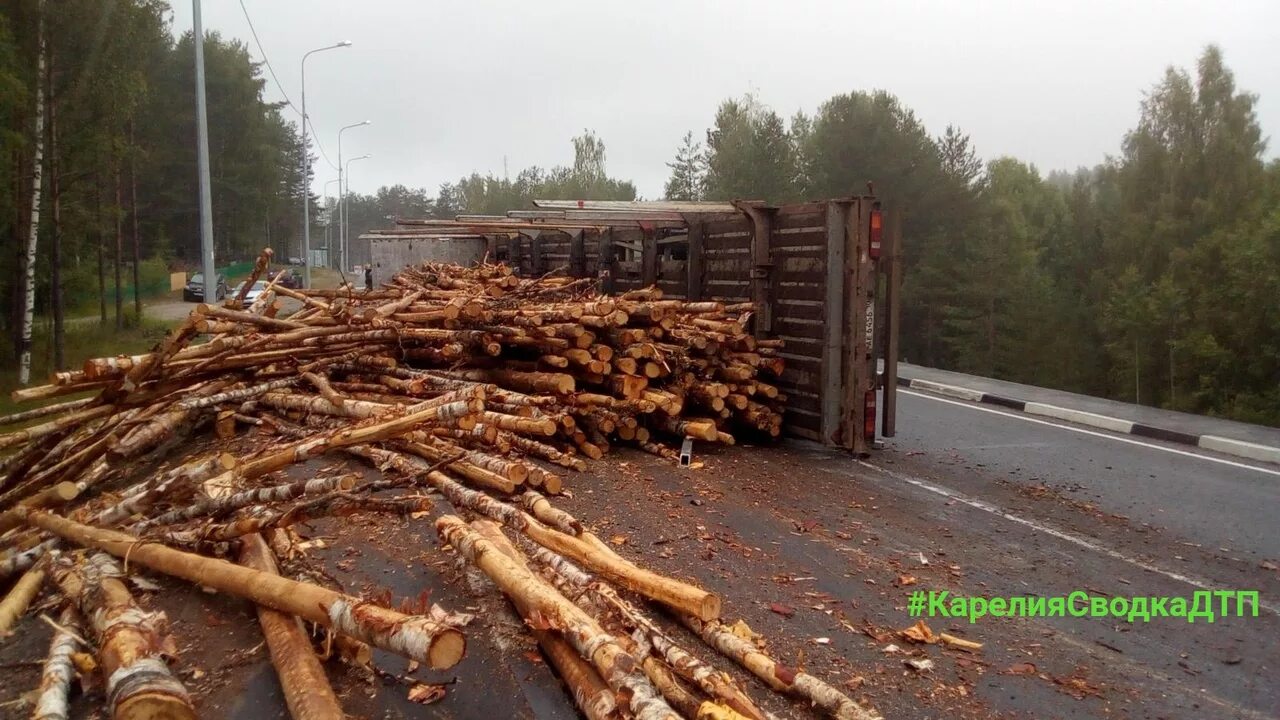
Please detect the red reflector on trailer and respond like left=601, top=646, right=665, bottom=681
left=868, top=209, right=883, bottom=260
left=864, top=390, right=876, bottom=440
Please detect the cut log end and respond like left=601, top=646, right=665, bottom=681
left=539, top=473, right=563, bottom=495
left=428, top=627, right=467, bottom=669
left=115, top=692, right=198, bottom=720
left=51, top=481, right=80, bottom=501
left=699, top=594, right=723, bottom=622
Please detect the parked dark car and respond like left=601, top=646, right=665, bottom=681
left=275, top=268, right=303, bottom=289
left=184, top=272, right=228, bottom=302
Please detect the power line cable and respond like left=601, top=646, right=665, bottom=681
left=238, top=0, right=339, bottom=171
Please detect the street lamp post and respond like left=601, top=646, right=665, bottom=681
left=337, top=120, right=370, bottom=273
left=344, top=154, right=370, bottom=271
left=322, top=178, right=340, bottom=268
left=299, top=40, right=351, bottom=288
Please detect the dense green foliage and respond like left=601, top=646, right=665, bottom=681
left=665, top=48, right=1279, bottom=424
left=0, top=0, right=309, bottom=369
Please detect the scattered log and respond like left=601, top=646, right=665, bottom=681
left=131, top=475, right=357, bottom=532
left=471, top=521, right=616, bottom=720
left=437, top=516, right=679, bottom=720
left=25, top=510, right=467, bottom=669
left=0, top=397, right=96, bottom=428
left=521, top=490, right=582, bottom=535
left=238, top=534, right=345, bottom=720
left=0, top=405, right=114, bottom=452
left=0, top=565, right=45, bottom=635
left=0, top=481, right=79, bottom=534
left=0, top=538, right=57, bottom=582
left=682, top=615, right=881, bottom=720
left=51, top=552, right=196, bottom=720
left=518, top=535, right=765, bottom=720
left=31, top=606, right=82, bottom=720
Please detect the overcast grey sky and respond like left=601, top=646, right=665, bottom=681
left=171, top=0, right=1280, bottom=199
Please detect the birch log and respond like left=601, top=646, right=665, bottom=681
left=681, top=616, right=882, bottom=720
left=470, top=521, right=616, bottom=720
left=517, top=535, right=765, bottom=720
left=52, top=553, right=196, bottom=720
left=24, top=509, right=467, bottom=668
left=437, top=516, right=677, bottom=720
left=238, top=533, right=345, bottom=720
left=31, top=607, right=81, bottom=720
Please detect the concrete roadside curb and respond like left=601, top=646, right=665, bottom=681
left=895, top=376, right=1280, bottom=466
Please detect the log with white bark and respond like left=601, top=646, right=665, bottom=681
left=0, top=405, right=114, bottom=452
left=470, top=520, right=616, bottom=720
left=0, top=397, right=96, bottom=428
left=24, top=509, right=467, bottom=669
left=437, top=516, right=678, bottom=720
left=517, top=535, right=765, bottom=720
left=31, top=606, right=82, bottom=720
left=681, top=615, right=881, bottom=720
left=154, top=493, right=432, bottom=545
left=51, top=552, right=196, bottom=720
left=0, top=538, right=57, bottom=582
left=131, top=474, right=357, bottom=532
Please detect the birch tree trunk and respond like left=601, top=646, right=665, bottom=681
left=47, top=36, right=63, bottom=371
left=17, top=4, right=46, bottom=386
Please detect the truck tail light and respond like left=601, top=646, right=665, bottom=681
left=864, top=390, right=877, bottom=440
left=868, top=207, right=883, bottom=260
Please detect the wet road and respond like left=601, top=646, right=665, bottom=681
left=846, top=386, right=1280, bottom=717
left=888, top=388, right=1280, bottom=560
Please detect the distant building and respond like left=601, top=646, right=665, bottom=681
left=363, top=232, right=488, bottom=286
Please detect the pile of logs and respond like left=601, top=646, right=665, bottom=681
left=0, top=250, right=880, bottom=720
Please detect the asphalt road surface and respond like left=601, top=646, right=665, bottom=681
left=888, top=388, right=1280, bottom=559
left=4, top=360, right=1272, bottom=718
left=858, top=385, right=1279, bottom=717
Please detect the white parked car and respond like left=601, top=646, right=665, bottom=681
left=231, top=280, right=269, bottom=304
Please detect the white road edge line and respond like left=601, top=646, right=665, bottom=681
left=854, top=459, right=1279, bottom=615
left=900, top=388, right=1280, bottom=478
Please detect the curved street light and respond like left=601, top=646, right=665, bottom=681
left=343, top=154, right=371, bottom=271
left=299, top=40, right=352, bottom=288
left=337, top=120, right=371, bottom=272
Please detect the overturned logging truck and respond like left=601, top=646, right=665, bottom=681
left=372, top=197, right=902, bottom=453
left=0, top=197, right=900, bottom=720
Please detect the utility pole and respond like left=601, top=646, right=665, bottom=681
left=193, top=0, right=216, bottom=304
